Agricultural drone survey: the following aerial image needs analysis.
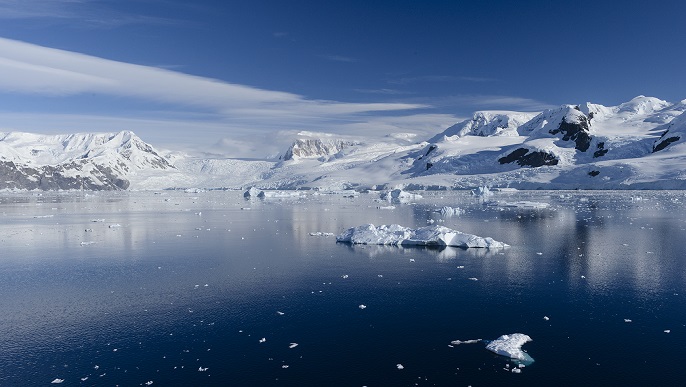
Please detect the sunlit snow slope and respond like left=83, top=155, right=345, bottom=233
left=3, top=96, right=686, bottom=190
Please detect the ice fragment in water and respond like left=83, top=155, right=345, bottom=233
left=289, top=343, right=298, bottom=349
left=450, top=339, right=481, bottom=345
left=259, top=337, right=266, bottom=343
left=51, top=379, right=64, bottom=384
left=198, top=367, right=209, bottom=372
left=336, top=224, right=508, bottom=248
left=359, top=304, right=367, bottom=309
left=485, top=333, right=534, bottom=364
left=396, top=364, right=404, bottom=370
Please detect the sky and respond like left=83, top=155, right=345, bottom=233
left=0, top=0, right=684, bottom=158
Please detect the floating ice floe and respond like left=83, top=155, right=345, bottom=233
left=289, top=343, right=298, bottom=349
left=485, top=333, right=534, bottom=363
left=336, top=224, right=509, bottom=248
left=380, top=189, right=422, bottom=203
left=435, top=206, right=464, bottom=217
left=396, top=364, right=404, bottom=370
left=51, top=379, right=64, bottom=384
left=309, top=232, right=335, bottom=237
left=497, top=201, right=550, bottom=209
left=108, top=224, right=121, bottom=228
left=471, top=186, right=493, bottom=198
left=450, top=339, right=482, bottom=345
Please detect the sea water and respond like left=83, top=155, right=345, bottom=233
left=0, top=190, right=685, bottom=385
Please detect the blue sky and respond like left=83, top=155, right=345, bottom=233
left=0, top=0, right=684, bottom=157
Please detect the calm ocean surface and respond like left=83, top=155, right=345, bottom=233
left=1, top=190, right=685, bottom=386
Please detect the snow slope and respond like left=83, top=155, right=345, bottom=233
left=3, top=96, right=686, bottom=191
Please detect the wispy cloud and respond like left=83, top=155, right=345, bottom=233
left=354, top=88, right=413, bottom=95
left=0, top=37, right=432, bottom=156
left=388, top=75, right=498, bottom=85
left=453, top=95, right=556, bottom=111
left=0, top=0, right=180, bottom=28
left=318, top=54, right=358, bottom=63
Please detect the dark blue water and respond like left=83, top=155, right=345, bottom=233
left=1, top=190, right=685, bottom=386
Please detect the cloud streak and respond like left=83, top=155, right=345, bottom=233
left=0, top=0, right=179, bottom=27
left=0, top=37, right=424, bottom=116
left=0, top=37, right=443, bottom=157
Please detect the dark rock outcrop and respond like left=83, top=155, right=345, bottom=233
left=499, top=148, right=559, bottom=167
left=549, top=115, right=592, bottom=152
left=653, top=130, right=681, bottom=153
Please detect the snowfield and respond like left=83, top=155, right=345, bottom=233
left=2, top=95, right=686, bottom=191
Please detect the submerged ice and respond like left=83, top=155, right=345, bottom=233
left=336, top=224, right=509, bottom=248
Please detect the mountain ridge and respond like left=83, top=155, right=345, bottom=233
left=3, top=96, right=686, bottom=191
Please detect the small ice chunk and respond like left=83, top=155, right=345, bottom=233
left=358, top=304, right=367, bottom=309
left=281, top=365, right=289, bottom=369
left=108, top=224, right=121, bottom=228
left=380, top=189, right=422, bottom=203
left=543, top=316, right=550, bottom=321
left=471, top=186, right=493, bottom=198
left=51, top=379, right=64, bottom=384
left=624, top=319, right=632, bottom=323
left=498, top=201, right=549, bottom=209
left=450, top=339, right=481, bottom=345
left=468, top=277, right=478, bottom=281
left=485, top=333, right=534, bottom=363
left=259, top=337, right=266, bottom=343
left=145, top=381, right=153, bottom=386
left=277, top=311, right=285, bottom=315
left=309, top=232, right=335, bottom=237
left=198, top=367, right=209, bottom=372
left=436, top=206, right=464, bottom=217
left=289, top=343, right=298, bottom=349
left=664, top=330, right=671, bottom=333
left=336, top=224, right=508, bottom=248
left=244, top=187, right=261, bottom=198
left=396, top=364, right=404, bottom=370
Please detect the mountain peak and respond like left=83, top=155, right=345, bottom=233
left=617, top=96, right=670, bottom=115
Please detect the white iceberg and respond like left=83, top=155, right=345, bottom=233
left=243, top=187, right=261, bottom=198
left=336, top=224, right=509, bottom=248
left=485, top=333, right=534, bottom=363
left=380, top=189, right=422, bottom=203
left=471, top=186, right=493, bottom=198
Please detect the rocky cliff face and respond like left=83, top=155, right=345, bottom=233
left=283, top=138, right=359, bottom=160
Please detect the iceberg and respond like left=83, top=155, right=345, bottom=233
left=243, top=186, right=261, bottom=198
left=435, top=206, right=464, bottom=216
left=380, top=189, right=422, bottom=203
left=485, top=333, right=534, bottom=363
left=336, top=224, right=509, bottom=248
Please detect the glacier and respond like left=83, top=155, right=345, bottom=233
left=3, top=96, right=686, bottom=191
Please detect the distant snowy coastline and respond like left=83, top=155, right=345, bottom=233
left=2, top=96, right=686, bottom=191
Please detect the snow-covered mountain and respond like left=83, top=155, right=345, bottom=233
left=0, top=130, right=176, bottom=190
left=3, top=96, right=686, bottom=191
